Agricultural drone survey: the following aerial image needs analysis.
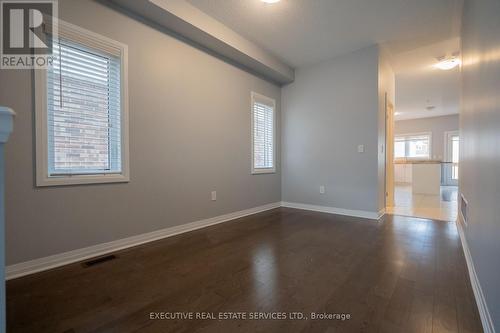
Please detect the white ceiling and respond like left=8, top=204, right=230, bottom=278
left=185, top=0, right=463, bottom=67
left=185, top=0, right=462, bottom=121
left=392, top=38, right=461, bottom=120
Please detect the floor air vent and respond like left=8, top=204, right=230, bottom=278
left=82, top=254, right=117, bottom=267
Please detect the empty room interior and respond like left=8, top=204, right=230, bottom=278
left=0, top=0, right=499, bottom=332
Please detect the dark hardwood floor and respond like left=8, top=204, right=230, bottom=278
left=7, top=208, right=483, bottom=332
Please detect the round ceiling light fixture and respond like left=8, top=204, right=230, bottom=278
left=434, top=57, right=460, bottom=70
left=261, top=0, right=280, bottom=3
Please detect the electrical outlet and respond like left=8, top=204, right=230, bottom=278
left=211, top=191, right=217, bottom=201
left=358, top=144, right=365, bottom=153
left=319, top=185, right=325, bottom=194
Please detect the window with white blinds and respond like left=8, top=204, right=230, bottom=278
left=251, top=92, right=275, bottom=174
left=48, top=38, right=121, bottom=175
left=35, top=21, right=129, bottom=186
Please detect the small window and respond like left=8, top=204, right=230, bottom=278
left=251, top=92, right=275, bottom=174
left=35, top=21, right=129, bottom=186
left=394, top=133, right=431, bottom=159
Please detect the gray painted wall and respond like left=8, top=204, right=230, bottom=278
left=281, top=45, right=382, bottom=213
left=0, top=0, right=281, bottom=265
left=395, top=114, right=459, bottom=160
left=460, top=0, right=500, bottom=330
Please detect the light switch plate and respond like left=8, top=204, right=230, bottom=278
left=358, top=145, right=365, bottom=153
left=319, top=185, right=325, bottom=194
left=211, top=191, right=217, bottom=201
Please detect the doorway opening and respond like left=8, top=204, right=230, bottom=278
left=383, top=38, right=461, bottom=222
left=386, top=117, right=460, bottom=222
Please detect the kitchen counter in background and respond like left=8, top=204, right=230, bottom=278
left=394, top=159, right=443, bottom=164
left=394, top=160, right=447, bottom=195
left=412, top=163, right=441, bottom=194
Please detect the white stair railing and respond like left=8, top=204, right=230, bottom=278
left=0, top=106, right=15, bottom=333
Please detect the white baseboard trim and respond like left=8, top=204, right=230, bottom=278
left=456, top=216, right=496, bottom=333
left=281, top=201, right=383, bottom=220
left=6, top=202, right=281, bottom=280
left=377, top=208, right=386, bottom=219
left=6, top=201, right=386, bottom=279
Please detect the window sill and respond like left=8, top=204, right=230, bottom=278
left=251, top=168, right=276, bottom=175
left=36, top=173, right=130, bottom=187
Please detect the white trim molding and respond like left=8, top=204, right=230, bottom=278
left=251, top=91, right=276, bottom=175
left=281, top=201, right=384, bottom=220
left=456, top=215, right=496, bottom=333
left=395, top=131, right=433, bottom=159
left=6, top=202, right=280, bottom=280
left=444, top=130, right=460, bottom=163
left=7, top=201, right=388, bottom=280
left=34, top=20, right=130, bottom=187
left=378, top=208, right=386, bottom=219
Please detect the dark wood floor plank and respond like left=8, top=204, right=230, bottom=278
left=433, top=295, right=459, bottom=333
left=407, top=289, right=434, bottom=333
left=383, top=277, right=415, bottom=328
left=6, top=209, right=483, bottom=333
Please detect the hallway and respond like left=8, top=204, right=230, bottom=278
left=388, top=185, right=458, bottom=222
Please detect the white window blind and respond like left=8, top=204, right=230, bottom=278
left=252, top=93, right=275, bottom=173
left=47, top=37, right=122, bottom=176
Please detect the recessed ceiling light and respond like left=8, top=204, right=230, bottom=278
left=261, top=0, right=280, bottom=3
left=434, top=57, right=460, bottom=70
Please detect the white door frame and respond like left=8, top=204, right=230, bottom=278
left=444, top=130, right=459, bottom=186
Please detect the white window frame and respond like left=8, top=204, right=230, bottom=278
left=35, top=20, right=129, bottom=186
left=444, top=130, right=460, bottom=182
left=251, top=92, right=276, bottom=174
left=443, top=130, right=459, bottom=163
left=394, top=132, right=432, bottom=160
